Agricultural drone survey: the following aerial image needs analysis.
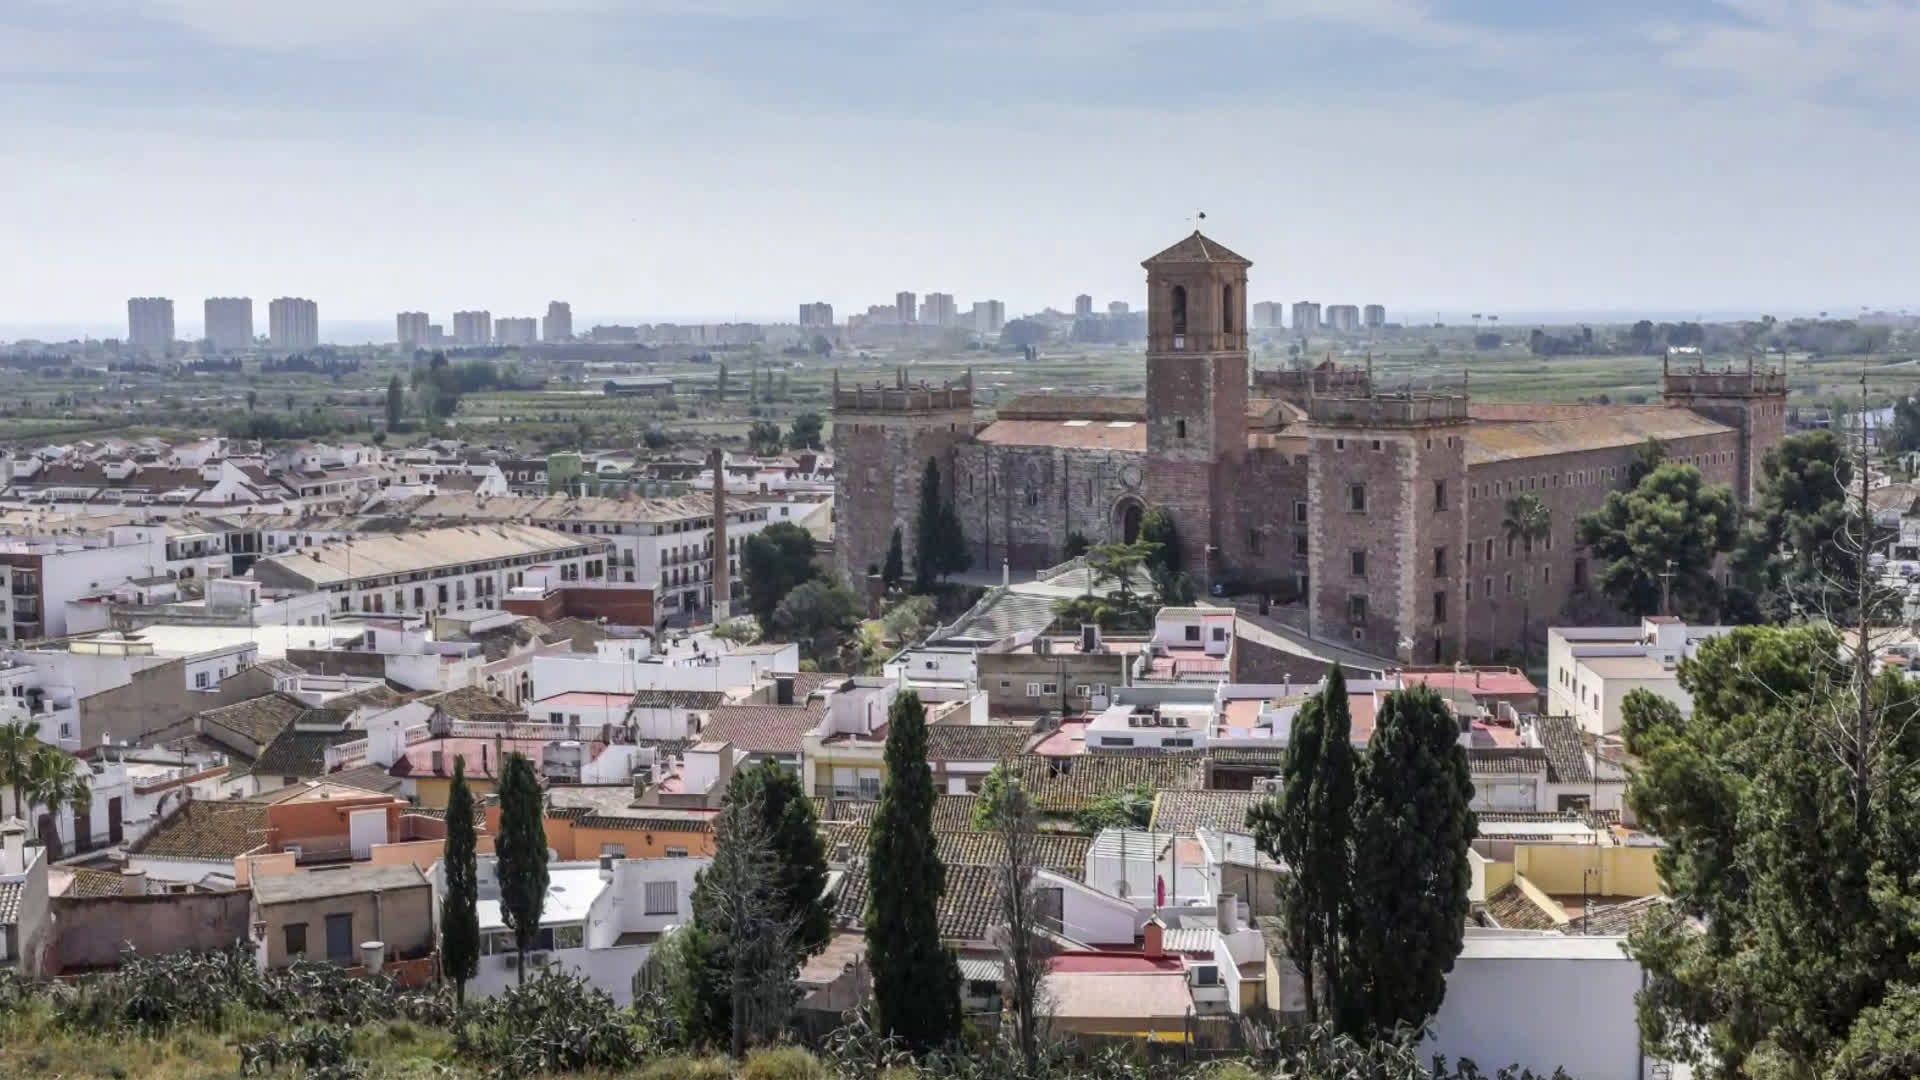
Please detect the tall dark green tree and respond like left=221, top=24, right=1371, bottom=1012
left=1733, top=430, right=1861, bottom=621
left=741, top=522, right=819, bottom=627
left=678, top=760, right=832, bottom=1048
left=1576, top=462, right=1740, bottom=619
left=912, top=459, right=948, bottom=591
left=1248, top=664, right=1356, bottom=1026
left=1138, top=506, right=1181, bottom=576
left=494, top=751, right=548, bottom=985
left=440, top=756, right=480, bottom=1007
left=385, top=374, right=405, bottom=430
left=881, top=526, right=905, bottom=591
left=1344, top=685, right=1475, bottom=1035
left=1625, top=626, right=1920, bottom=1078
left=786, top=411, right=823, bottom=451
left=865, top=691, right=961, bottom=1051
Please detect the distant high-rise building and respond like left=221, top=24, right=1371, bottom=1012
left=268, top=297, right=319, bottom=351
left=1363, top=304, right=1387, bottom=329
left=1325, top=304, right=1360, bottom=333
left=453, top=310, right=492, bottom=346
left=798, top=302, right=834, bottom=328
left=1251, top=301, right=1284, bottom=329
left=1290, top=301, right=1321, bottom=333
left=495, top=317, right=538, bottom=346
left=543, top=301, right=572, bottom=343
left=971, top=300, right=1006, bottom=334
left=921, top=292, right=957, bottom=327
left=1108, top=301, right=1130, bottom=317
left=896, top=291, right=917, bottom=325
left=1075, top=294, right=1094, bottom=318
left=396, top=311, right=430, bottom=348
left=203, top=297, right=253, bottom=352
left=427, top=324, right=446, bottom=346
left=126, top=297, right=174, bottom=353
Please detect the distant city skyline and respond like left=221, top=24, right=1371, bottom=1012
left=4, top=4, right=1917, bottom=333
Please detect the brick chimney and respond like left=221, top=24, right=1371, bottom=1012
left=709, top=448, right=730, bottom=622
left=1144, top=917, right=1165, bottom=959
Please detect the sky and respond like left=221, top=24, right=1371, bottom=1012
left=3, top=0, right=1918, bottom=340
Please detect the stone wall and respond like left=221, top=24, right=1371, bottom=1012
left=51, top=890, right=253, bottom=973
left=831, top=406, right=972, bottom=581
left=953, top=443, right=1144, bottom=572
left=1222, top=445, right=1310, bottom=592
left=81, top=662, right=278, bottom=749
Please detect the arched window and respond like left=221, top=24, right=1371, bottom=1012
left=1170, top=285, right=1188, bottom=335
left=1222, top=285, right=1235, bottom=332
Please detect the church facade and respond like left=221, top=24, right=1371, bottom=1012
left=832, top=231, right=1785, bottom=663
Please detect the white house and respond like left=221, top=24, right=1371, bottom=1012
left=1547, top=616, right=1735, bottom=734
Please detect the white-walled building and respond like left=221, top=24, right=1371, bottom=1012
left=1547, top=616, right=1735, bottom=734
left=530, top=637, right=797, bottom=700
left=1426, top=932, right=1655, bottom=1080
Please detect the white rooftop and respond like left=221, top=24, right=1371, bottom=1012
left=478, top=863, right=606, bottom=930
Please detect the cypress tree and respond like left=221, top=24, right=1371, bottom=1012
left=1345, top=685, right=1475, bottom=1033
left=865, top=691, right=961, bottom=1051
left=913, top=459, right=945, bottom=592
left=440, top=756, right=480, bottom=1007
left=1247, top=663, right=1356, bottom=1026
left=881, top=526, right=905, bottom=592
left=495, top=752, right=549, bottom=985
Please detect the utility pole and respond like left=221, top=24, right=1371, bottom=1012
left=1658, top=559, right=1676, bottom=616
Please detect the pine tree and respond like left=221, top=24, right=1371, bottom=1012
left=439, top=756, right=480, bottom=1007
left=494, top=752, right=549, bottom=985
left=913, top=458, right=945, bottom=592
left=1344, top=685, right=1475, bottom=1034
left=1247, top=663, right=1355, bottom=1026
left=385, top=374, right=405, bottom=430
left=865, top=691, right=961, bottom=1051
left=881, top=526, right=905, bottom=592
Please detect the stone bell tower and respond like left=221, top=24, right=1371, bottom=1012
left=1142, top=231, right=1251, bottom=589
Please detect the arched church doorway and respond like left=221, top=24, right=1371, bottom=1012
left=1113, top=498, right=1145, bottom=544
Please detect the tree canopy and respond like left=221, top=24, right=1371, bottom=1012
left=786, top=411, right=823, bottom=451
left=494, top=751, right=548, bottom=984
left=742, top=522, right=820, bottom=628
left=912, top=458, right=969, bottom=591
left=1576, top=462, right=1740, bottom=619
left=439, top=756, right=480, bottom=1006
left=771, top=578, right=862, bottom=667
left=1732, top=430, right=1866, bottom=622
left=1625, top=625, right=1920, bottom=1078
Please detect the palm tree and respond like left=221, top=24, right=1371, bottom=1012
left=0, top=719, right=41, bottom=819
left=24, top=746, right=90, bottom=857
left=1503, top=494, right=1552, bottom=671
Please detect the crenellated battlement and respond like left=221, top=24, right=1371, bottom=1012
left=1306, top=392, right=1471, bottom=427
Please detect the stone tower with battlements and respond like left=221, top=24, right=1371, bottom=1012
left=1660, top=356, right=1788, bottom=503
left=1141, top=232, right=1250, bottom=590
left=829, top=369, right=974, bottom=582
left=1306, top=388, right=1471, bottom=663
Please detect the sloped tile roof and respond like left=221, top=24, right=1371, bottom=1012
left=1569, top=894, right=1668, bottom=935
left=924, top=724, right=1032, bottom=762
left=1465, top=410, right=1732, bottom=465
left=1485, top=883, right=1559, bottom=931
left=1467, top=748, right=1550, bottom=777
left=198, top=693, right=307, bottom=746
left=1149, top=790, right=1263, bottom=834
left=248, top=726, right=363, bottom=780
left=327, top=763, right=408, bottom=795
left=824, top=825, right=1090, bottom=880
left=628, top=689, right=729, bottom=711
left=65, top=868, right=129, bottom=898
left=834, top=860, right=1004, bottom=943
left=1533, top=715, right=1592, bottom=784
left=996, top=395, right=1147, bottom=422
left=1142, top=230, right=1252, bottom=266
left=975, top=419, right=1146, bottom=453
left=700, top=704, right=823, bottom=756
left=1010, top=753, right=1207, bottom=812
left=931, top=795, right=981, bottom=831
left=421, top=686, right=524, bottom=721
left=132, top=801, right=268, bottom=862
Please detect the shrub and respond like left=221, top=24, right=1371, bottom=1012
left=636, top=1056, right=733, bottom=1080
left=457, top=968, right=647, bottom=1077
left=740, top=1045, right=828, bottom=1080
left=239, top=1025, right=362, bottom=1079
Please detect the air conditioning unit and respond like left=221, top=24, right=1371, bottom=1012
left=1127, top=715, right=1140, bottom=728
left=1175, top=716, right=1188, bottom=728
left=528, top=951, right=550, bottom=967
left=502, top=952, right=521, bottom=970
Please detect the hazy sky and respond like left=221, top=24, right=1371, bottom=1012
left=5, top=0, right=1918, bottom=336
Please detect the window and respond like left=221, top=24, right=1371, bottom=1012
left=1247, top=529, right=1262, bottom=555
left=1370, top=439, right=1382, bottom=452
left=1041, top=682, right=1059, bottom=695
left=1170, top=284, right=1188, bottom=336
left=194, top=671, right=209, bottom=689
left=1350, top=550, right=1367, bottom=577
left=1485, top=538, right=1494, bottom=561
left=1222, top=285, right=1234, bottom=332
left=553, top=925, right=584, bottom=949
left=1192, top=965, right=1221, bottom=987
left=1074, top=684, right=1091, bottom=698
left=1543, top=565, right=1552, bottom=586
left=1466, top=580, right=1473, bottom=601
left=1176, top=419, right=1187, bottom=439
left=1434, top=480, right=1448, bottom=510
left=665, top=846, right=689, bottom=858
left=1507, top=536, right=1516, bottom=557
left=284, top=923, right=307, bottom=960
left=1101, top=736, right=1135, bottom=748
left=1184, top=625, right=1201, bottom=642
left=1026, top=682, right=1042, bottom=697
left=1335, top=438, right=1345, bottom=451
left=1434, top=546, right=1447, bottom=577
left=1348, top=483, right=1366, bottom=512
left=1293, top=499, right=1308, bottom=524
left=1466, top=543, right=1473, bottom=567
left=857, top=775, right=882, bottom=800
left=600, top=843, right=627, bottom=858
left=1505, top=572, right=1513, bottom=595
left=1212, top=626, right=1227, bottom=643
left=999, top=679, right=1012, bottom=689
left=644, top=880, right=679, bottom=916
left=1164, top=737, right=1194, bottom=748
left=1293, top=534, right=1308, bottom=558
left=1434, top=591, right=1447, bottom=622
left=1348, top=595, right=1367, bottom=625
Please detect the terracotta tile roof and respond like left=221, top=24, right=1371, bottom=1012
left=628, top=689, right=729, bottom=711
left=924, top=724, right=1032, bottom=762
left=1010, top=753, right=1206, bottom=812
left=814, top=798, right=876, bottom=825
left=421, top=686, right=525, bottom=721
left=974, top=418, right=1146, bottom=453
left=0, top=881, right=20, bottom=925
left=996, top=395, right=1147, bottom=422
left=1485, top=883, right=1559, bottom=931
left=930, top=795, right=982, bottom=832
left=1149, top=790, right=1263, bottom=834
left=834, top=860, right=1004, bottom=943
left=65, top=868, right=129, bottom=898
left=824, top=825, right=1089, bottom=880
left=1465, top=410, right=1732, bottom=465
left=327, top=763, right=408, bottom=795
left=1142, top=230, right=1251, bottom=266
left=1476, top=810, right=1583, bottom=826
left=247, top=726, right=362, bottom=780
left=1467, top=748, right=1550, bottom=776
left=132, top=800, right=268, bottom=862
left=577, top=811, right=715, bottom=834
left=769, top=671, right=850, bottom=701
left=198, top=693, right=307, bottom=747
left=700, top=704, right=823, bottom=756
left=1207, top=746, right=1288, bottom=768
left=1532, top=715, right=1592, bottom=784
left=1569, top=894, right=1668, bottom=935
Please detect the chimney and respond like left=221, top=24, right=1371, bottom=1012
left=0, top=818, right=23, bottom=875
left=361, top=941, right=384, bottom=975
left=1215, top=891, right=1238, bottom=935
left=709, top=448, right=730, bottom=621
left=1144, top=918, right=1165, bottom=959
left=121, top=868, right=148, bottom=896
